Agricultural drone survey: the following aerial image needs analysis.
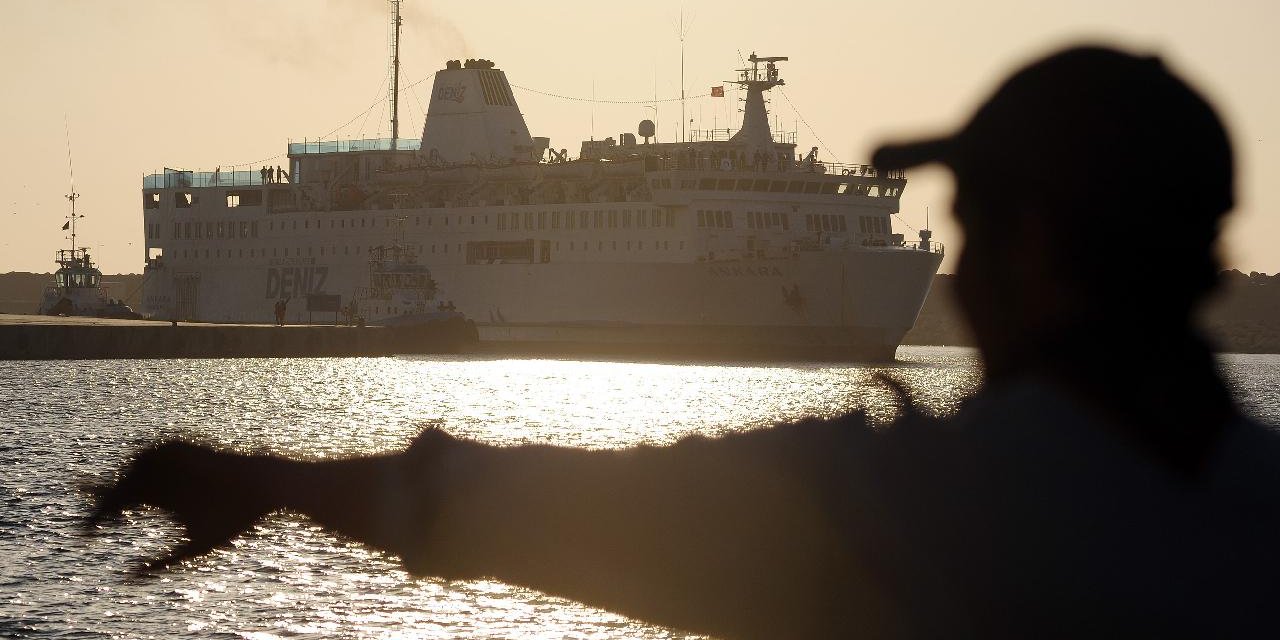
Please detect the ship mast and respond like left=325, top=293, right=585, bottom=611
left=389, top=0, right=403, bottom=149
left=66, top=190, right=80, bottom=254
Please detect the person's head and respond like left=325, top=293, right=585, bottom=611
left=873, top=45, right=1234, bottom=376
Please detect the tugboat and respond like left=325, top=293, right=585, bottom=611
left=37, top=190, right=140, bottom=319
left=348, top=217, right=462, bottom=327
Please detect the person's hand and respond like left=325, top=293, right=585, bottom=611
left=83, top=441, right=277, bottom=573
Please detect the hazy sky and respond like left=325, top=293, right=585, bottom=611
left=2, top=0, right=1277, bottom=275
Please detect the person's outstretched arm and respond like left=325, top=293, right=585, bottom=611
left=86, top=417, right=895, bottom=638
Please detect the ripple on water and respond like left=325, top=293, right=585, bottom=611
left=0, top=348, right=1274, bottom=638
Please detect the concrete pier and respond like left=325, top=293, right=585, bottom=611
left=0, top=314, right=477, bottom=360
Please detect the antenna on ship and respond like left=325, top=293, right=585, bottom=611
left=676, top=11, right=693, bottom=143
left=63, top=116, right=83, bottom=255
left=389, top=0, right=403, bottom=149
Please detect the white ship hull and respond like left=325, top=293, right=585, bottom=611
left=142, top=241, right=939, bottom=360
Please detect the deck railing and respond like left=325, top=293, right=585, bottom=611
left=688, top=128, right=798, bottom=145
left=644, top=155, right=904, bottom=179
left=288, top=137, right=421, bottom=155
left=143, top=169, right=268, bottom=189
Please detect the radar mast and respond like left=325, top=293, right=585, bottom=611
left=389, top=0, right=403, bottom=148
left=728, top=52, right=788, bottom=149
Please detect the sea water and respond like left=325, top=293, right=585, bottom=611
left=1, top=346, right=1275, bottom=638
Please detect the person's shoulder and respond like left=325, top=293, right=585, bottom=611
left=1208, top=414, right=1280, bottom=486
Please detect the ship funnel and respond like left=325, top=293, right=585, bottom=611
left=420, top=59, right=535, bottom=164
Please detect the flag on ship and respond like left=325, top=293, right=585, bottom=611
left=710, top=86, right=725, bottom=97
left=61, top=221, right=70, bottom=230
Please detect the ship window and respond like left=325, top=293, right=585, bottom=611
left=145, top=193, right=160, bottom=209
left=272, top=248, right=277, bottom=257
left=718, top=179, right=734, bottom=190
left=608, top=210, right=617, bottom=228
left=837, top=183, right=849, bottom=194
left=552, top=211, right=560, bottom=229
left=538, top=211, right=546, bottom=229
left=820, top=182, right=838, bottom=195
left=361, top=219, right=366, bottom=228
left=227, top=194, right=240, bottom=208
left=698, top=178, right=716, bottom=190
left=769, top=181, right=787, bottom=193
left=697, top=210, right=705, bottom=227
left=580, top=212, right=589, bottom=228
left=175, top=192, right=193, bottom=208
left=787, top=181, right=804, bottom=194
left=623, top=210, right=632, bottom=228
left=804, top=182, right=821, bottom=195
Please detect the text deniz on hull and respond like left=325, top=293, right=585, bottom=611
left=265, top=266, right=329, bottom=299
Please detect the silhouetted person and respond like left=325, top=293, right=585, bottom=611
left=85, top=46, right=1280, bottom=638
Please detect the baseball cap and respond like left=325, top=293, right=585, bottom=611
left=872, top=46, right=1234, bottom=219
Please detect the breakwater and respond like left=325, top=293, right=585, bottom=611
left=0, top=314, right=477, bottom=360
